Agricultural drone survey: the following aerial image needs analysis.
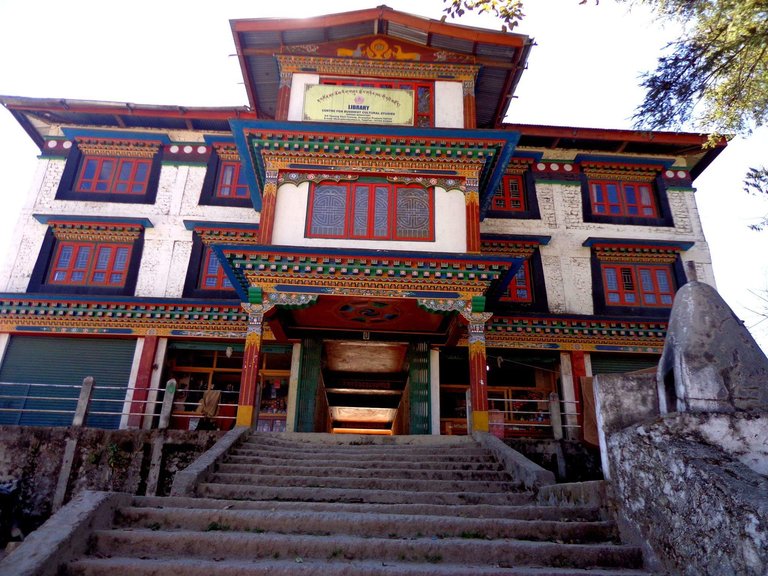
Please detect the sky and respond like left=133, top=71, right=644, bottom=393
left=0, top=0, right=766, bottom=350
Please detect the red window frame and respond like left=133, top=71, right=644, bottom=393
left=306, top=181, right=434, bottom=242
left=75, top=156, right=152, bottom=195
left=215, top=161, right=249, bottom=199
left=199, top=247, right=234, bottom=291
left=602, top=263, right=675, bottom=307
left=590, top=180, right=658, bottom=218
left=320, top=78, right=434, bottom=127
left=48, top=241, right=133, bottom=287
left=501, top=260, right=533, bottom=303
left=492, top=175, right=526, bottom=213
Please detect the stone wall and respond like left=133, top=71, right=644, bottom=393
left=0, top=426, right=222, bottom=538
left=607, top=415, right=768, bottom=576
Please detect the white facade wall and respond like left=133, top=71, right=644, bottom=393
left=481, top=153, right=713, bottom=316
left=288, top=73, right=320, bottom=122
left=271, top=181, right=467, bottom=252
left=0, top=124, right=715, bottom=318
left=0, top=128, right=256, bottom=299
left=434, top=81, right=464, bottom=128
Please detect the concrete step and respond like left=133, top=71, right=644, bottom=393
left=239, top=435, right=476, bottom=452
left=133, top=495, right=605, bottom=523
left=224, top=453, right=503, bottom=471
left=196, top=482, right=535, bottom=506
left=206, top=471, right=521, bottom=494
left=115, top=506, right=619, bottom=543
left=68, top=556, right=656, bottom=576
left=88, top=529, right=644, bottom=569
left=229, top=445, right=497, bottom=463
left=215, top=462, right=510, bottom=482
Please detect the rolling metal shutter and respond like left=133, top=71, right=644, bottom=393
left=589, top=353, right=659, bottom=376
left=0, top=336, right=136, bottom=428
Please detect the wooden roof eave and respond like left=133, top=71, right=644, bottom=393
left=504, top=122, right=727, bottom=178
left=230, top=6, right=529, bottom=50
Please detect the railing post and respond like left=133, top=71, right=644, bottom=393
left=158, top=379, right=177, bottom=430
left=465, top=388, right=473, bottom=434
left=72, top=376, right=94, bottom=427
left=549, top=392, right=564, bottom=441
left=55, top=375, right=93, bottom=512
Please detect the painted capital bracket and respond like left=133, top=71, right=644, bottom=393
left=417, top=298, right=468, bottom=314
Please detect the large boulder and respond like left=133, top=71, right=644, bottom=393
left=657, top=281, right=768, bottom=413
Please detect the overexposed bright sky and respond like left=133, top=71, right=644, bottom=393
left=0, top=0, right=766, bottom=349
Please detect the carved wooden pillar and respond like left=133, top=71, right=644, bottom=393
left=237, top=301, right=274, bottom=427
left=465, top=176, right=481, bottom=254
left=275, top=70, right=292, bottom=121
left=463, top=309, right=493, bottom=432
left=257, top=165, right=279, bottom=245
left=128, top=335, right=158, bottom=428
left=462, top=79, right=476, bottom=129
left=569, top=350, right=587, bottom=432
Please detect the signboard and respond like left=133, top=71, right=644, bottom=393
left=303, top=85, right=414, bottom=126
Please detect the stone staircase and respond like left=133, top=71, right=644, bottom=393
left=18, top=432, right=655, bottom=575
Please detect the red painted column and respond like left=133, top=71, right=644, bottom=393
left=128, top=335, right=158, bottom=428
left=463, top=79, right=477, bottom=129
left=570, top=350, right=587, bottom=433
left=257, top=169, right=278, bottom=245
left=275, top=71, right=292, bottom=121
left=236, top=302, right=272, bottom=427
left=465, top=187, right=481, bottom=254
left=465, top=310, right=493, bottom=432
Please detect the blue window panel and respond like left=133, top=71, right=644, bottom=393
left=310, top=185, right=347, bottom=237
left=395, top=187, right=430, bottom=239
left=373, top=186, right=389, bottom=237
left=96, top=160, right=114, bottom=191
left=353, top=186, right=369, bottom=237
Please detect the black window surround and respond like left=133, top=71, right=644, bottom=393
left=580, top=172, right=674, bottom=227
left=55, top=140, right=162, bottom=205
left=198, top=147, right=252, bottom=208
left=182, top=233, right=239, bottom=299
left=488, top=249, right=549, bottom=314
left=588, top=242, right=687, bottom=317
left=29, top=227, right=144, bottom=296
left=486, top=170, right=541, bottom=220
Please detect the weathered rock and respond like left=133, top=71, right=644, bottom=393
left=607, top=415, right=768, bottom=576
left=657, top=281, right=768, bottom=413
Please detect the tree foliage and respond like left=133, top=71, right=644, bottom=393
left=630, top=0, right=768, bottom=140
left=443, top=0, right=768, bottom=216
left=442, top=0, right=526, bottom=29
left=744, top=167, right=768, bottom=230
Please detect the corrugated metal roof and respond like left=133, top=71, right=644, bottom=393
left=283, top=27, right=327, bottom=44
left=386, top=22, right=428, bottom=45
left=241, top=30, right=282, bottom=48
left=475, top=43, right=518, bottom=58
left=327, top=22, right=374, bottom=41
left=430, top=33, right=475, bottom=53
left=475, top=68, right=509, bottom=127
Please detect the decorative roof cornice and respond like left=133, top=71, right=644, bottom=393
left=485, top=314, right=668, bottom=353
left=213, top=244, right=521, bottom=302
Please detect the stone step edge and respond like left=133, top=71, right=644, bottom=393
left=207, top=472, right=520, bottom=493
left=115, top=506, right=618, bottom=543
left=216, top=463, right=509, bottom=478
left=196, top=483, right=535, bottom=505
left=91, top=529, right=644, bottom=569
left=132, top=496, right=604, bottom=522
left=68, top=556, right=655, bottom=576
